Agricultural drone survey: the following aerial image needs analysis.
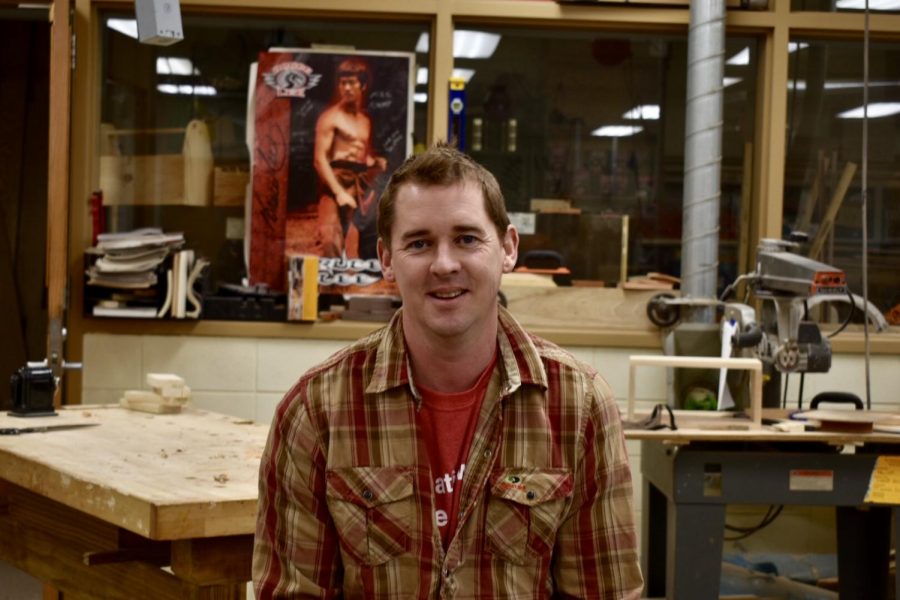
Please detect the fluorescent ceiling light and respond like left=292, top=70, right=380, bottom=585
left=836, top=0, right=900, bottom=9
left=414, top=92, right=428, bottom=104
left=156, top=57, right=196, bottom=76
left=157, top=84, right=217, bottom=96
left=452, top=68, right=475, bottom=83
left=622, top=105, right=660, bottom=120
left=838, top=102, right=900, bottom=118
left=591, top=125, right=643, bottom=138
left=826, top=79, right=900, bottom=89
left=723, top=76, right=742, bottom=88
left=416, top=67, right=475, bottom=86
left=415, top=30, right=501, bottom=59
left=416, top=33, right=429, bottom=53
left=790, top=80, right=900, bottom=92
left=726, top=47, right=750, bottom=66
left=107, top=18, right=138, bottom=40
left=788, top=42, right=809, bottom=53
left=454, top=30, right=501, bottom=59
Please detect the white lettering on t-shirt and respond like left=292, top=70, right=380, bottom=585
left=434, top=464, right=466, bottom=495
left=435, top=509, right=449, bottom=527
left=433, top=464, right=467, bottom=528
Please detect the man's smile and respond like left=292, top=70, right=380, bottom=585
left=429, top=288, right=467, bottom=300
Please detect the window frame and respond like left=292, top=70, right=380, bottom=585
left=64, top=0, right=900, bottom=401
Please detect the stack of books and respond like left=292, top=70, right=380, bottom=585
left=86, top=228, right=184, bottom=318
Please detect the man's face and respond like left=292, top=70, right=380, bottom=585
left=378, top=182, right=518, bottom=347
left=338, top=75, right=363, bottom=105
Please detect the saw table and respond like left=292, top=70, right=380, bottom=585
left=628, top=414, right=900, bottom=600
left=0, top=405, right=269, bottom=599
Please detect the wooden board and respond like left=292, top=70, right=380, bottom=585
left=99, top=155, right=184, bottom=205
left=500, top=285, right=662, bottom=332
left=0, top=405, right=268, bottom=540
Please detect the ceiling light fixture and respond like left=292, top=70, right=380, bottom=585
left=591, top=125, right=644, bottom=138
left=838, top=102, right=900, bottom=119
left=622, top=105, right=660, bottom=120
left=107, top=18, right=138, bottom=40
left=416, top=30, right=501, bottom=59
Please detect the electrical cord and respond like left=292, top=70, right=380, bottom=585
left=724, top=505, right=784, bottom=542
left=718, top=273, right=755, bottom=302
left=782, top=373, right=789, bottom=410
left=826, top=290, right=856, bottom=339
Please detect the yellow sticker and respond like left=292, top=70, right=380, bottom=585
left=865, top=456, right=900, bottom=504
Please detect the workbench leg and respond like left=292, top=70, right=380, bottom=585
left=836, top=505, right=891, bottom=600
left=667, top=502, right=725, bottom=600
left=895, top=506, right=900, bottom=600
left=641, top=480, right=668, bottom=598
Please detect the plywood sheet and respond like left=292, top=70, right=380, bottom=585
left=501, top=285, right=661, bottom=332
left=0, top=405, right=268, bottom=540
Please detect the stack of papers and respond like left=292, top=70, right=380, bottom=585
left=86, top=228, right=184, bottom=289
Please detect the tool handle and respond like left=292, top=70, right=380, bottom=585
left=810, top=392, right=864, bottom=411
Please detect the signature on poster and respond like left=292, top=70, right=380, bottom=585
left=383, top=130, right=404, bottom=153
left=368, top=90, right=393, bottom=110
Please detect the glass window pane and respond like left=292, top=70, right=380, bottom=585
left=96, top=12, right=428, bottom=317
left=792, top=0, right=900, bottom=14
left=784, top=38, right=900, bottom=314
left=453, top=26, right=757, bottom=291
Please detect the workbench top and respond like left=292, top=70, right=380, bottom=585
left=0, top=405, right=268, bottom=541
left=625, top=408, right=900, bottom=445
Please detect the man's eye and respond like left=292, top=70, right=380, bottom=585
left=458, top=235, right=477, bottom=246
left=408, top=240, right=428, bottom=250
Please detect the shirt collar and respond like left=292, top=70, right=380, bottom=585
left=366, top=305, right=547, bottom=397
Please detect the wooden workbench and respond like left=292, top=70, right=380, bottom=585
left=0, top=405, right=269, bottom=599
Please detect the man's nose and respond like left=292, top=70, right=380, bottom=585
left=430, top=242, right=460, bottom=276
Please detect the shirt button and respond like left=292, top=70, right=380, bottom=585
left=362, top=489, right=374, bottom=500
left=526, top=490, right=536, bottom=500
left=483, top=448, right=492, bottom=458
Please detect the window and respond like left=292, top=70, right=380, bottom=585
left=792, top=0, right=900, bottom=14
left=96, top=12, right=428, bottom=316
left=451, top=25, right=758, bottom=290
left=784, top=38, right=900, bottom=313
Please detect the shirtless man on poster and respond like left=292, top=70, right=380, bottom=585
left=314, top=57, right=387, bottom=259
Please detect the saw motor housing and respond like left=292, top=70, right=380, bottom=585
left=728, top=239, right=847, bottom=374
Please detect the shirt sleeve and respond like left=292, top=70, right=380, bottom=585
left=551, top=373, right=644, bottom=600
left=253, top=387, right=343, bottom=599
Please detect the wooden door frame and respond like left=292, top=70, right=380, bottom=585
left=47, top=0, right=73, bottom=405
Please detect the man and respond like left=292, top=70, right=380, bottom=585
left=254, top=143, right=643, bottom=599
left=314, top=57, right=386, bottom=259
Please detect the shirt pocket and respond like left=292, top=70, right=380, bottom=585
left=485, top=468, right=574, bottom=565
left=326, top=465, right=415, bottom=566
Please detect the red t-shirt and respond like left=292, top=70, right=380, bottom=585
left=416, top=352, right=496, bottom=548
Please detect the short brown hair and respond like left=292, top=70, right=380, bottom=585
left=377, top=142, right=510, bottom=249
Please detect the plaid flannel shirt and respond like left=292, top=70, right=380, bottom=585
left=254, top=306, right=643, bottom=599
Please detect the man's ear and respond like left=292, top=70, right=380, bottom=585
left=378, top=238, right=395, bottom=281
left=501, top=225, right=519, bottom=273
